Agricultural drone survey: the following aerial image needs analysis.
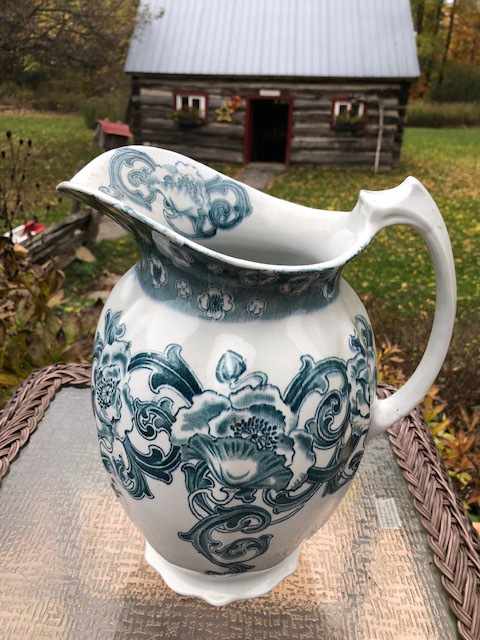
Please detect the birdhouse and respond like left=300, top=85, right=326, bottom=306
left=94, top=119, right=132, bottom=151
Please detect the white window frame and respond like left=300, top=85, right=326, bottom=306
left=175, top=94, right=207, bottom=119
left=333, top=99, right=365, bottom=120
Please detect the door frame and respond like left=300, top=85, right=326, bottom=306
left=243, top=94, right=293, bottom=165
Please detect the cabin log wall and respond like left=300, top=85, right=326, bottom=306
left=129, top=76, right=409, bottom=168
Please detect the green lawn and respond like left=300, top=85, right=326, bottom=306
left=268, top=128, right=480, bottom=321
left=0, top=111, right=97, bottom=225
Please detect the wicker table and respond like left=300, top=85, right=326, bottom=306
left=0, top=364, right=479, bottom=640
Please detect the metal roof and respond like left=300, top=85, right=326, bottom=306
left=125, top=0, right=420, bottom=79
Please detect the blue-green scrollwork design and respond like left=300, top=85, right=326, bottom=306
left=99, top=148, right=252, bottom=239
left=92, top=311, right=375, bottom=574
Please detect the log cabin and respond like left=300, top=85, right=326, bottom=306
left=125, top=0, right=420, bottom=169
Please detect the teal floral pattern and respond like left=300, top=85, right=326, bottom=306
left=100, top=148, right=252, bottom=239
left=246, top=299, right=267, bottom=318
left=197, top=287, right=234, bottom=320
left=92, top=310, right=375, bottom=574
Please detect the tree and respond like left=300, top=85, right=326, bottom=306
left=0, top=1, right=156, bottom=91
left=424, top=0, right=446, bottom=84
left=437, top=0, right=459, bottom=86
left=415, top=0, right=426, bottom=33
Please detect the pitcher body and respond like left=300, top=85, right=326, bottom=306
left=59, top=146, right=455, bottom=605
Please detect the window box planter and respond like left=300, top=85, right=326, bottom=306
left=172, top=108, right=205, bottom=130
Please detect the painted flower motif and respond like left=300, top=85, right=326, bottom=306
left=197, top=287, right=234, bottom=320
left=246, top=298, right=267, bottom=318
left=92, top=311, right=133, bottom=442
left=216, top=350, right=246, bottom=383
left=176, top=279, right=192, bottom=299
left=94, top=365, right=123, bottom=424
left=172, top=382, right=315, bottom=492
left=279, top=272, right=319, bottom=296
left=149, top=255, right=168, bottom=288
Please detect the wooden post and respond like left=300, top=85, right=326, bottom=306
left=374, top=100, right=384, bottom=174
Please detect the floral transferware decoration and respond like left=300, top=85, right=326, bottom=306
left=93, top=309, right=375, bottom=575
left=100, top=148, right=252, bottom=239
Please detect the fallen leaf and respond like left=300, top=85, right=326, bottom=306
left=75, top=246, right=96, bottom=263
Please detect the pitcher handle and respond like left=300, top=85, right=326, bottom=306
left=358, top=177, right=456, bottom=436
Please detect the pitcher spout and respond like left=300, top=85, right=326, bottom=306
left=56, top=145, right=396, bottom=321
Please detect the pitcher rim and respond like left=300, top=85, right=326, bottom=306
left=57, top=180, right=368, bottom=274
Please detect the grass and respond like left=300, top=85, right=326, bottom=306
left=63, top=235, right=139, bottom=302
left=407, top=101, right=480, bottom=127
left=268, top=127, right=480, bottom=410
left=0, top=111, right=97, bottom=225
left=268, top=128, right=480, bottom=322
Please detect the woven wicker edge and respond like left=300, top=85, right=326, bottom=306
left=0, top=364, right=479, bottom=639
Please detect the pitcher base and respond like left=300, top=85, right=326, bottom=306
left=144, top=542, right=300, bottom=606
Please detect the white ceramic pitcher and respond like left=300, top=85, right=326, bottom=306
left=58, top=146, right=456, bottom=605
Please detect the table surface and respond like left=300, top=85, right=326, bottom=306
left=0, top=387, right=458, bottom=640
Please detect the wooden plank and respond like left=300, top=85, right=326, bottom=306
left=293, top=111, right=402, bottom=127
left=141, top=143, right=243, bottom=163
left=290, top=149, right=393, bottom=165
left=293, top=123, right=334, bottom=134
left=291, top=136, right=396, bottom=152
left=293, top=96, right=399, bottom=109
left=135, top=94, right=173, bottom=108
left=293, top=109, right=332, bottom=121
left=140, top=118, right=244, bottom=139
left=140, top=87, right=173, bottom=98
left=136, top=105, right=172, bottom=119
left=25, top=211, right=93, bottom=266
left=293, top=122, right=398, bottom=136
left=140, top=129, right=243, bottom=151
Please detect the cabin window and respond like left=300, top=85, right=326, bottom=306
left=331, top=98, right=366, bottom=132
left=175, top=93, right=207, bottom=120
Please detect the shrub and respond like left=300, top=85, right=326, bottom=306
left=31, top=89, right=84, bottom=113
left=0, top=130, right=97, bottom=407
left=431, top=63, right=480, bottom=103
left=81, top=91, right=129, bottom=130
left=407, top=101, right=480, bottom=128
left=81, top=101, right=98, bottom=130
left=0, top=243, right=98, bottom=407
left=0, top=82, right=34, bottom=108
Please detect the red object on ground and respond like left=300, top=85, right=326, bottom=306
left=23, top=220, right=46, bottom=235
left=97, top=119, right=132, bottom=138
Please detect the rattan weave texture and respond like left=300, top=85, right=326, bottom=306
left=0, top=364, right=479, bottom=639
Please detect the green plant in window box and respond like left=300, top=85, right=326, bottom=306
left=172, top=107, right=205, bottom=129
left=334, top=112, right=364, bottom=134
